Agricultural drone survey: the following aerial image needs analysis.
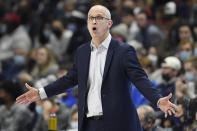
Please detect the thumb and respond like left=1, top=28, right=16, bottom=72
left=165, top=93, right=172, bottom=100
left=25, top=83, right=32, bottom=90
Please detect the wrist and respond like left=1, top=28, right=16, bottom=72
left=157, top=99, right=161, bottom=108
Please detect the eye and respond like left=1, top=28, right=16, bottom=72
left=96, top=16, right=103, bottom=20
left=89, top=17, right=94, bottom=21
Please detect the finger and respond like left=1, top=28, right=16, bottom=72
left=166, top=93, right=172, bottom=100
left=171, top=103, right=178, bottom=111
left=168, top=110, right=172, bottom=116
left=25, top=83, right=32, bottom=90
left=165, top=112, right=168, bottom=118
left=171, top=108, right=176, bottom=115
left=16, top=94, right=26, bottom=101
left=18, top=100, right=29, bottom=105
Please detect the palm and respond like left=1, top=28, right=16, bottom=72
left=158, top=93, right=177, bottom=117
left=16, top=83, right=40, bottom=106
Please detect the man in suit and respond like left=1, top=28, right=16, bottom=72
left=16, top=5, right=177, bottom=131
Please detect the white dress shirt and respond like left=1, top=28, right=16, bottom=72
left=38, top=34, right=112, bottom=116
left=86, top=34, right=111, bottom=117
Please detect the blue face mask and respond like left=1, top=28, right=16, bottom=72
left=35, top=105, right=43, bottom=115
left=43, top=29, right=51, bottom=38
left=179, top=51, right=192, bottom=61
left=14, top=55, right=25, bottom=65
left=185, top=71, right=195, bottom=82
left=194, top=48, right=197, bottom=56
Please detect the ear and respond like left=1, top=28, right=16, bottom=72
left=108, top=20, right=113, bottom=28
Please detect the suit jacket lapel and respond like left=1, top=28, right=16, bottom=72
left=102, top=38, right=115, bottom=83
left=81, top=43, right=91, bottom=89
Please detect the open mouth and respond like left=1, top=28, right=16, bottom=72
left=92, top=27, right=97, bottom=31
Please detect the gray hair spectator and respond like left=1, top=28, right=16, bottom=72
left=0, top=81, right=33, bottom=131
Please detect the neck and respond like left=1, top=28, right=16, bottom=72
left=92, top=32, right=109, bottom=48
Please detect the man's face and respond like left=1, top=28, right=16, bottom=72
left=179, top=26, right=191, bottom=41
left=87, top=6, right=112, bottom=39
left=136, top=13, right=147, bottom=28
left=121, top=14, right=134, bottom=25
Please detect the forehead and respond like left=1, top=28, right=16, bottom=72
left=88, top=6, right=107, bottom=17
left=180, top=26, right=190, bottom=31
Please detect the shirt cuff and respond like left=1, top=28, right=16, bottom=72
left=38, top=88, right=47, bottom=99
left=157, top=99, right=161, bottom=108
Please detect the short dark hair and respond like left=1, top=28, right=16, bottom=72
left=0, top=80, right=24, bottom=100
left=121, top=7, right=134, bottom=16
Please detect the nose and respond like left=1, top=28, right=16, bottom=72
left=92, top=18, right=97, bottom=24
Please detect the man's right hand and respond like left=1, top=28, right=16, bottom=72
left=16, top=83, right=41, bottom=106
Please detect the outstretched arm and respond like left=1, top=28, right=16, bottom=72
left=16, top=83, right=40, bottom=106
left=123, top=46, right=177, bottom=117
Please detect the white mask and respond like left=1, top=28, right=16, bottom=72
left=70, top=121, right=78, bottom=129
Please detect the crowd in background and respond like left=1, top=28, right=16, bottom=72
left=0, top=0, right=197, bottom=131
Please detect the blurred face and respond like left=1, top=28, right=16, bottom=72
left=162, top=67, right=176, bottom=80
left=184, top=61, right=193, bottom=72
left=136, top=13, right=147, bottom=28
left=87, top=5, right=113, bottom=40
left=180, top=42, right=192, bottom=53
left=121, top=14, right=134, bottom=25
left=36, top=48, right=48, bottom=66
left=179, top=26, right=192, bottom=41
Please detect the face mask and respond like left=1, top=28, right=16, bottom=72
left=185, top=71, right=195, bottom=82
left=194, top=48, right=197, bottom=56
left=35, top=105, right=43, bottom=115
left=43, top=29, right=51, bottom=38
left=147, top=54, right=158, bottom=66
left=179, top=51, right=192, bottom=61
left=162, top=73, right=171, bottom=82
left=70, top=121, right=78, bottom=129
left=52, top=27, right=62, bottom=38
left=14, top=55, right=25, bottom=65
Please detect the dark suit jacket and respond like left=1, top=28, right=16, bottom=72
left=44, top=38, right=162, bottom=131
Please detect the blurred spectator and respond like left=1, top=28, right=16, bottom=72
left=18, top=47, right=58, bottom=83
left=177, top=40, right=195, bottom=62
left=120, top=7, right=139, bottom=42
left=147, top=46, right=159, bottom=68
left=135, top=10, right=164, bottom=49
left=137, top=105, right=158, bottom=131
left=0, top=42, right=27, bottom=81
left=68, top=105, right=78, bottom=131
left=151, top=56, right=181, bottom=105
left=28, top=103, right=48, bottom=131
left=156, top=1, right=181, bottom=58
left=41, top=98, right=71, bottom=130
left=111, top=23, right=127, bottom=42
left=46, top=19, right=73, bottom=62
left=0, top=81, right=33, bottom=131
left=0, top=12, right=31, bottom=62
left=178, top=24, right=193, bottom=43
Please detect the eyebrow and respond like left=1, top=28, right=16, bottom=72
left=88, top=13, right=108, bottom=17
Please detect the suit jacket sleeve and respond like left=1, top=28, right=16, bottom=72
left=123, top=46, right=162, bottom=106
left=43, top=52, right=78, bottom=97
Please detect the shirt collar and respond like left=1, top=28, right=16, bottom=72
left=90, top=34, right=112, bottom=50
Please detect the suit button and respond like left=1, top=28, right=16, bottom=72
left=102, top=94, right=106, bottom=98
